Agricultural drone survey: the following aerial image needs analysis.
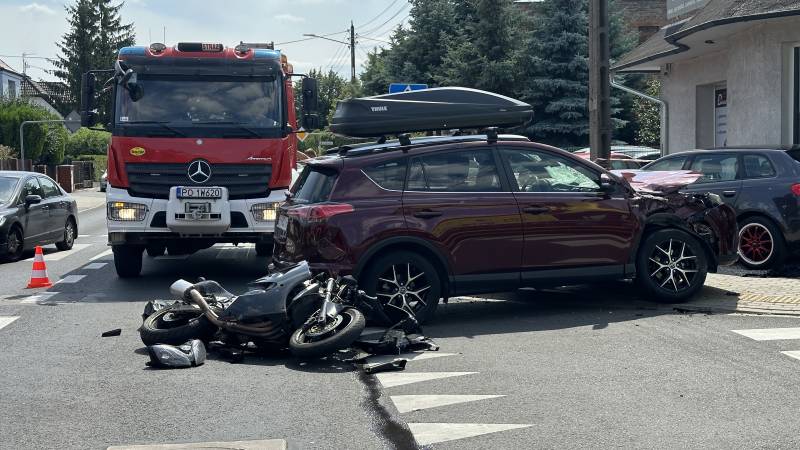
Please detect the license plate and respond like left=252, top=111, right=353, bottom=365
left=277, top=214, right=289, bottom=232
left=177, top=187, right=222, bottom=199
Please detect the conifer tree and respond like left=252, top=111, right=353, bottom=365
left=53, top=0, right=98, bottom=109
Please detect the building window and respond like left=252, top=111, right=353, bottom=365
left=7, top=80, right=16, bottom=99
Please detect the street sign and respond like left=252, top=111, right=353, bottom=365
left=296, top=127, right=308, bottom=142
left=389, top=83, right=428, bottom=94
left=65, top=111, right=81, bottom=133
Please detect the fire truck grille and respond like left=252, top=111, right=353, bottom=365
left=126, top=163, right=272, bottom=200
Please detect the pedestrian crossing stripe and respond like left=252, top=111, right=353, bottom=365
left=375, top=372, right=477, bottom=388
left=407, top=423, right=532, bottom=446
left=732, top=327, right=800, bottom=341
left=0, top=316, right=19, bottom=331
left=391, top=395, right=505, bottom=413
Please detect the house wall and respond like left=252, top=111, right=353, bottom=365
left=661, top=19, right=800, bottom=153
left=0, top=71, right=23, bottom=98
left=28, top=97, right=63, bottom=119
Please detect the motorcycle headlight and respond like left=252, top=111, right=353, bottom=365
left=251, top=202, right=279, bottom=222
left=107, top=201, right=148, bottom=221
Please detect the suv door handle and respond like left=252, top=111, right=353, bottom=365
left=523, top=206, right=550, bottom=214
left=722, top=190, right=737, bottom=197
left=413, top=210, right=442, bottom=219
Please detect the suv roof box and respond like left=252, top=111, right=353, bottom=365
left=329, top=87, right=533, bottom=138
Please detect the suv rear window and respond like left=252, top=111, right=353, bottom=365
left=291, top=166, right=337, bottom=204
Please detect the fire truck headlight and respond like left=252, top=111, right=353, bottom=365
left=108, top=202, right=148, bottom=221
left=251, top=203, right=278, bottom=222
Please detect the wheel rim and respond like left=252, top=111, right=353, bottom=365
left=64, top=221, right=75, bottom=246
left=298, top=313, right=349, bottom=343
left=647, top=238, right=699, bottom=293
left=738, top=223, right=774, bottom=266
left=375, top=263, right=432, bottom=315
left=7, top=229, right=21, bottom=255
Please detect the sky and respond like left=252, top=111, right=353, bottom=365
left=0, top=0, right=408, bottom=82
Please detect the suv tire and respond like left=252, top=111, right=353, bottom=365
left=113, top=245, right=144, bottom=278
left=360, top=250, right=442, bottom=323
left=636, top=229, right=708, bottom=303
left=738, top=217, right=786, bottom=270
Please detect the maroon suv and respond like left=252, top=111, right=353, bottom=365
left=273, top=135, right=738, bottom=322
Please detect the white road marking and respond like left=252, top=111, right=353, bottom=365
left=90, top=249, right=113, bottom=260
left=83, top=262, right=107, bottom=270
left=0, top=316, right=19, bottom=331
left=78, top=234, right=91, bottom=238
left=21, top=292, right=59, bottom=304
left=391, top=395, right=505, bottom=413
left=732, top=327, right=800, bottom=341
left=24, top=244, right=92, bottom=262
left=364, top=352, right=458, bottom=366
left=407, top=423, right=532, bottom=446
left=375, top=372, right=477, bottom=388
left=781, top=351, right=800, bottom=361
left=57, top=275, right=86, bottom=284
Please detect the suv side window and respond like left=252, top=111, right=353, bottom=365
left=406, top=149, right=501, bottom=192
left=20, top=177, right=43, bottom=203
left=689, top=153, right=739, bottom=184
left=39, top=177, right=61, bottom=198
left=645, top=155, right=688, bottom=171
left=742, top=154, right=776, bottom=179
left=500, top=148, right=600, bottom=193
left=363, top=159, right=406, bottom=191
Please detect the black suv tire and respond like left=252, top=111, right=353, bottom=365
left=636, top=229, right=708, bottom=303
left=114, top=245, right=144, bottom=278
left=360, top=250, right=441, bottom=323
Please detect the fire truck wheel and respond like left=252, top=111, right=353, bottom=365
left=113, top=245, right=143, bottom=278
left=255, top=243, right=273, bottom=257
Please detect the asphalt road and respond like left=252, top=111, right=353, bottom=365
left=3, top=194, right=800, bottom=449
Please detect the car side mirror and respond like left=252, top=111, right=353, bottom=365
left=599, top=174, right=616, bottom=193
left=25, top=194, right=42, bottom=207
left=301, top=77, right=321, bottom=130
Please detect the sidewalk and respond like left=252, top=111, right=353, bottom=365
left=683, top=273, right=800, bottom=316
left=70, top=187, right=106, bottom=211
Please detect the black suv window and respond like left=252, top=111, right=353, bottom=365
left=742, top=154, right=776, bottom=179
left=363, top=159, right=406, bottom=191
left=39, top=177, right=61, bottom=198
left=645, top=155, right=688, bottom=171
left=500, top=148, right=600, bottom=193
left=407, top=149, right=501, bottom=192
left=292, top=166, right=337, bottom=204
left=689, top=154, right=739, bottom=184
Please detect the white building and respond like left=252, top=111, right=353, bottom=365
left=613, top=0, right=800, bottom=153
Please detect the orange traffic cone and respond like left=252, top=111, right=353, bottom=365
left=26, top=246, right=53, bottom=289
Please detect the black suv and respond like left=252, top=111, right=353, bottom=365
left=643, top=146, right=800, bottom=269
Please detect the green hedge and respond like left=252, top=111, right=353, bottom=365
left=0, top=98, right=62, bottom=163
left=66, top=128, right=110, bottom=157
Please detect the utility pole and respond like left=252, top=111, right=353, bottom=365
left=589, top=0, right=611, bottom=165
left=350, top=21, right=356, bottom=83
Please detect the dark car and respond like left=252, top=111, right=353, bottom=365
left=0, top=171, right=79, bottom=261
left=643, top=146, right=800, bottom=270
left=273, top=135, right=738, bottom=322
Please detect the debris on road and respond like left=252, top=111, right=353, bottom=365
left=101, top=328, right=122, bottom=337
left=146, top=339, right=206, bottom=369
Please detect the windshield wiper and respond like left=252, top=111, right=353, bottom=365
left=192, top=121, right=263, bottom=138
left=123, top=121, right=187, bottom=137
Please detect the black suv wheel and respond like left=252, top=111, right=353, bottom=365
left=360, top=250, right=441, bottom=324
left=636, top=229, right=708, bottom=303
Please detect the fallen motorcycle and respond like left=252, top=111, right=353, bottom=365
left=139, top=262, right=372, bottom=358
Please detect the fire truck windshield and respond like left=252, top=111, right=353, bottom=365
left=115, top=76, right=281, bottom=136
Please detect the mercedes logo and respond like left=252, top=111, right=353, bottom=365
left=187, top=159, right=212, bottom=184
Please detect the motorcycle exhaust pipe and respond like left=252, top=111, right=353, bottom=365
left=186, top=288, right=280, bottom=336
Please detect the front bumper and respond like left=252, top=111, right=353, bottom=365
left=105, top=185, right=285, bottom=244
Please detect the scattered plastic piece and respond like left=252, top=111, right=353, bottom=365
left=146, top=339, right=206, bottom=369
left=101, top=328, right=122, bottom=337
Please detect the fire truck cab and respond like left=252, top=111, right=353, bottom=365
left=80, top=42, right=320, bottom=277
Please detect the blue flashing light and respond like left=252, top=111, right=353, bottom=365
left=119, top=47, right=147, bottom=56
left=253, top=49, right=280, bottom=60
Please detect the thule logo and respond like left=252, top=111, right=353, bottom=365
left=371, top=106, right=388, bottom=112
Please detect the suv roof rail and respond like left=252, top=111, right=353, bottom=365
left=326, top=134, right=530, bottom=157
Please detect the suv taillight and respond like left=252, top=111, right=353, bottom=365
left=792, top=183, right=800, bottom=196
left=287, top=203, right=354, bottom=222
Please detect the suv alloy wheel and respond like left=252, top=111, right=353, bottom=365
left=636, top=229, right=708, bottom=303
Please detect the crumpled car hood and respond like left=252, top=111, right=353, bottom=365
left=611, top=170, right=702, bottom=194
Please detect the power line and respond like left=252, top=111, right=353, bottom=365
left=357, top=35, right=392, bottom=45
left=361, top=2, right=409, bottom=36
left=356, top=0, right=401, bottom=28
left=275, top=30, right=348, bottom=46
left=361, top=13, right=409, bottom=39
left=0, top=54, right=55, bottom=60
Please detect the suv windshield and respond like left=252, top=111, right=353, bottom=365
left=0, top=177, right=17, bottom=205
left=115, top=76, right=281, bottom=133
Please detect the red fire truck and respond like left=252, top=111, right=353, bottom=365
left=80, top=42, right=319, bottom=277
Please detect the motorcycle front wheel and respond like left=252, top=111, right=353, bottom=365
left=140, top=307, right=217, bottom=346
left=289, top=308, right=366, bottom=358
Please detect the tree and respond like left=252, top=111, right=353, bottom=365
left=53, top=0, right=135, bottom=120
left=53, top=0, right=97, bottom=110
left=436, top=0, right=519, bottom=97
left=0, top=99, right=64, bottom=163
left=293, top=68, right=351, bottom=129
left=632, top=77, right=661, bottom=147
